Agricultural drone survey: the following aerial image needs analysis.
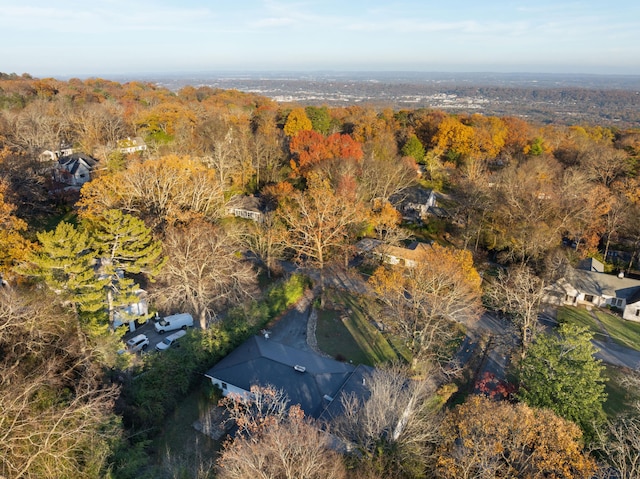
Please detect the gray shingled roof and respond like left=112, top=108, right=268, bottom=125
left=565, top=268, right=640, bottom=300
left=318, top=364, right=374, bottom=422
left=205, top=336, right=357, bottom=418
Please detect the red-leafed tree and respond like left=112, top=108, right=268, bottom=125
left=289, top=129, right=328, bottom=171
left=325, top=132, right=364, bottom=162
left=289, top=131, right=363, bottom=176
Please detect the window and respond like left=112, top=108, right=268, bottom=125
left=584, top=294, right=594, bottom=303
left=221, top=382, right=227, bottom=390
left=614, top=298, right=624, bottom=307
left=636, top=309, right=640, bottom=317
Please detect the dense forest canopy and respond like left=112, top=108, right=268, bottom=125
left=1, top=73, right=639, bottom=478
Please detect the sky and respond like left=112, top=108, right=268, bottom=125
left=1, top=0, right=639, bottom=78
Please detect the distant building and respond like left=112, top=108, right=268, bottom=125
left=117, top=137, right=147, bottom=154
left=544, top=259, right=640, bottom=323
left=390, top=186, right=438, bottom=223
left=52, top=152, right=99, bottom=189
left=38, top=142, right=75, bottom=162
left=226, top=194, right=268, bottom=222
left=356, top=238, right=432, bottom=268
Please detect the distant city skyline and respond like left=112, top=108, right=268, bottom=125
left=1, top=0, right=639, bottom=78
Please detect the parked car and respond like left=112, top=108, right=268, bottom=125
left=154, top=312, right=194, bottom=334
left=155, top=330, right=187, bottom=351
left=125, top=334, right=149, bottom=353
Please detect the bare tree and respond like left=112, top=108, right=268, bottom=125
left=593, top=417, right=640, bottom=479
left=369, top=245, right=483, bottom=365
left=70, top=102, right=127, bottom=155
left=592, top=370, right=640, bottom=479
left=6, top=99, right=71, bottom=155
left=487, top=156, right=565, bottom=263
left=0, top=288, right=119, bottom=479
left=277, top=172, right=362, bottom=301
left=484, top=264, right=546, bottom=358
left=579, top=143, right=631, bottom=188
left=217, top=385, right=346, bottom=479
left=331, top=364, right=441, bottom=479
left=358, top=153, right=417, bottom=203
left=153, top=221, right=258, bottom=329
left=238, top=212, right=288, bottom=277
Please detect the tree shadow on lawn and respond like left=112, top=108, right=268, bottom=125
left=315, top=289, right=400, bottom=366
left=316, top=309, right=371, bottom=365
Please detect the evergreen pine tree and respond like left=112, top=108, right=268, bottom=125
left=24, top=222, right=107, bottom=319
left=89, top=210, right=165, bottom=330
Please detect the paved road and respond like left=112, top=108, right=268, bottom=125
left=593, top=339, right=640, bottom=371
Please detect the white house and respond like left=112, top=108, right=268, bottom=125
left=544, top=259, right=640, bottom=323
left=117, top=137, right=147, bottom=154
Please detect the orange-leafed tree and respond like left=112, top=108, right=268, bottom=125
left=503, top=116, right=532, bottom=158
left=431, top=115, right=477, bottom=163
left=289, top=129, right=329, bottom=171
left=135, top=101, right=197, bottom=140
left=325, top=132, right=364, bottom=162
left=277, top=172, right=363, bottom=301
left=289, top=130, right=363, bottom=176
left=436, top=395, right=596, bottom=479
left=470, top=114, right=508, bottom=159
left=0, top=180, right=33, bottom=280
left=78, top=155, right=225, bottom=229
left=369, top=244, right=483, bottom=365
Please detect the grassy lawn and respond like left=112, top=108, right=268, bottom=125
left=603, top=365, right=640, bottom=418
left=594, top=311, right=640, bottom=351
left=558, top=306, right=640, bottom=352
left=153, top=383, right=222, bottom=474
left=315, top=289, right=400, bottom=366
left=557, top=306, right=600, bottom=331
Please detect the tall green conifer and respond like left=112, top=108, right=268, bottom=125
left=89, top=210, right=165, bottom=331
left=24, top=222, right=107, bottom=319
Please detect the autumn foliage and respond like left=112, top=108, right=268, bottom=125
left=289, top=130, right=363, bottom=175
left=436, top=395, right=596, bottom=479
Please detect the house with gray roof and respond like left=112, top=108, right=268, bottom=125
left=389, top=186, right=437, bottom=223
left=226, top=194, right=268, bottom=222
left=544, top=260, right=640, bottom=322
left=204, top=335, right=372, bottom=419
left=52, top=152, right=99, bottom=189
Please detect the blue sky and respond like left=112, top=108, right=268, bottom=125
left=1, top=0, right=639, bottom=77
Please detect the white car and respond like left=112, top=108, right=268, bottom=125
left=125, top=334, right=150, bottom=353
left=155, top=330, right=187, bottom=352
left=154, top=312, right=194, bottom=334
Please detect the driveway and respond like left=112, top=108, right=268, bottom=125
left=266, top=287, right=316, bottom=351
left=121, top=319, right=176, bottom=353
